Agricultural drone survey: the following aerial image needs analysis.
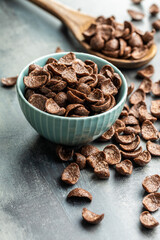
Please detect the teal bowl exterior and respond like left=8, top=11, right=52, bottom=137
left=16, top=52, right=127, bottom=146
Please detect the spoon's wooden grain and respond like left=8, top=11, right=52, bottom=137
left=28, top=0, right=157, bottom=69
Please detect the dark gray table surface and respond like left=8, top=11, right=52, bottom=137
left=0, top=0, right=160, bottom=239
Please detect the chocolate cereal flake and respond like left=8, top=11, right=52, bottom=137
left=115, top=130, right=136, bottom=144
left=138, top=104, right=157, bottom=122
left=67, top=188, right=92, bottom=201
left=119, top=135, right=140, bottom=152
left=73, top=106, right=89, bottom=116
left=133, top=150, right=151, bottom=166
left=129, top=101, right=146, bottom=119
left=81, top=145, right=99, bottom=157
left=90, top=95, right=112, bottom=113
left=82, top=208, right=104, bottom=224
left=82, top=23, right=97, bottom=39
left=72, top=59, right=90, bottom=76
left=74, top=153, right=86, bottom=169
left=56, top=145, right=74, bottom=161
left=120, top=110, right=128, bottom=117
left=150, top=4, right=159, bottom=16
left=58, top=52, right=76, bottom=65
left=104, top=38, right=119, bottom=51
left=142, top=193, right=160, bottom=212
left=45, top=98, right=66, bottom=115
left=87, top=151, right=107, bottom=168
left=128, top=32, right=143, bottom=48
left=122, top=115, right=139, bottom=126
left=94, top=161, right=110, bottom=179
left=125, top=125, right=141, bottom=134
left=100, top=24, right=116, bottom=40
left=127, top=82, right=135, bottom=96
left=123, top=20, right=134, bottom=39
left=127, top=9, right=144, bottom=21
left=77, top=83, right=91, bottom=95
left=140, top=211, right=159, bottom=229
left=90, top=33, right=105, bottom=51
left=132, top=0, right=142, bottom=4
left=55, top=47, right=63, bottom=53
left=45, top=91, right=56, bottom=99
left=112, top=73, right=122, bottom=89
left=85, top=60, right=98, bottom=74
left=123, top=46, right=132, bottom=58
left=103, top=144, right=121, bottom=165
left=123, top=105, right=129, bottom=113
left=48, top=63, right=66, bottom=75
left=121, top=108, right=129, bottom=118
left=113, top=119, right=125, bottom=132
left=85, top=89, right=104, bottom=104
left=139, top=78, right=152, bottom=94
left=141, top=120, right=159, bottom=141
left=137, top=65, right=154, bottom=78
left=146, top=141, right=160, bottom=156
left=121, top=146, right=142, bottom=159
left=152, top=80, right=160, bottom=96
left=107, top=95, right=116, bottom=110
left=47, top=77, right=67, bottom=92
left=61, top=67, right=77, bottom=85
left=67, top=90, right=84, bottom=104
left=28, top=64, right=41, bottom=74
left=68, top=87, right=86, bottom=99
left=142, top=30, right=155, bottom=44
left=79, top=74, right=98, bottom=88
left=24, top=75, right=47, bottom=89
left=99, top=126, right=115, bottom=142
left=29, top=68, right=50, bottom=80
left=39, top=85, right=51, bottom=95
left=123, top=106, right=129, bottom=114
left=131, top=47, right=148, bottom=60
left=116, top=160, right=133, bottom=175
left=65, top=104, right=89, bottom=117
left=54, top=92, right=67, bottom=107
left=28, top=94, right=47, bottom=111
left=100, top=65, right=114, bottom=77
left=46, top=58, right=58, bottom=64
left=1, top=75, right=18, bottom=87
left=142, top=175, right=160, bottom=193
left=152, top=19, right=160, bottom=31
left=151, top=100, right=160, bottom=118
left=102, top=49, right=119, bottom=58
left=129, top=89, right=145, bottom=105
left=119, top=38, right=127, bottom=57
left=25, top=89, right=35, bottom=100
left=100, top=79, right=118, bottom=96
left=61, top=163, right=80, bottom=185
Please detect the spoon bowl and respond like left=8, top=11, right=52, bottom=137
left=29, top=0, right=157, bottom=69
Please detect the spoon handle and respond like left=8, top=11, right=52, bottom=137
left=28, top=0, right=94, bottom=41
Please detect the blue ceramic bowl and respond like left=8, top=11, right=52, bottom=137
left=16, top=52, right=127, bottom=146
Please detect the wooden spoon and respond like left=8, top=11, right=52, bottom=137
left=28, top=0, right=157, bottom=69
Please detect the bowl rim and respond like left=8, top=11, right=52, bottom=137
left=16, top=52, right=128, bottom=120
